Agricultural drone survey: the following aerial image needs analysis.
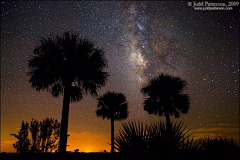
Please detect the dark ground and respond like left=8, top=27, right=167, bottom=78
left=0, top=152, right=239, bottom=160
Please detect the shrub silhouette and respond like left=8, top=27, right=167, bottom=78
left=200, top=134, right=240, bottom=159
left=10, top=121, right=30, bottom=153
left=10, top=118, right=60, bottom=153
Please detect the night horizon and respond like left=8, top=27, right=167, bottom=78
left=1, top=1, right=239, bottom=154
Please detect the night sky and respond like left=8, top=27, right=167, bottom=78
left=1, top=1, right=239, bottom=153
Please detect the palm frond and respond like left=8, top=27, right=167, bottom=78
left=27, top=31, right=109, bottom=99
left=141, top=74, right=190, bottom=120
left=181, top=137, right=200, bottom=153
left=115, top=120, right=196, bottom=157
left=95, top=92, right=128, bottom=121
left=115, top=121, right=149, bottom=153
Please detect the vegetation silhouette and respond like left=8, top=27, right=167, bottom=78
left=147, top=121, right=200, bottom=159
left=6, top=30, right=236, bottom=159
left=114, top=120, right=200, bottom=159
left=10, top=118, right=60, bottom=153
left=199, top=134, right=240, bottom=160
left=96, top=91, right=128, bottom=153
left=115, top=121, right=150, bottom=154
left=141, top=74, right=190, bottom=127
left=27, top=31, right=109, bottom=153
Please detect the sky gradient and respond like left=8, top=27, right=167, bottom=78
left=1, top=1, right=239, bottom=153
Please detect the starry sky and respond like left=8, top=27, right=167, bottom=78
left=1, top=1, right=239, bottom=153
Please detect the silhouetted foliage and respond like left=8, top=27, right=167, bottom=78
left=180, top=136, right=201, bottom=154
left=96, top=91, right=128, bottom=153
left=148, top=121, right=199, bottom=158
left=27, top=31, right=109, bottom=153
left=10, top=118, right=60, bottom=153
left=115, top=121, right=149, bottom=154
left=10, top=121, right=31, bottom=153
left=141, top=74, right=190, bottom=127
left=199, top=134, right=240, bottom=159
left=115, top=120, right=199, bottom=158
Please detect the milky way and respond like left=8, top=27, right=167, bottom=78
left=124, top=3, right=148, bottom=84
left=116, top=2, right=189, bottom=87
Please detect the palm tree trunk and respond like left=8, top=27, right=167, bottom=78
left=59, top=85, right=71, bottom=153
left=111, top=118, right=114, bottom=153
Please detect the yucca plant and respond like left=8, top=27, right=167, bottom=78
left=181, top=137, right=200, bottom=153
left=148, top=121, right=190, bottom=156
left=115, top=121, right=150, bottom=154
left=177, top=137, right=201, bottom=160
left=115, top=120, right=201, bottom=160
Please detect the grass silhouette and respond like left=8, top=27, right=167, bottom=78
left=199, top=134, right=240, bottom=160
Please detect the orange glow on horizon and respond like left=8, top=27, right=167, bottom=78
left=1, top=122, right=239, bottom=153
left=66, top=131, right=111, bottom=153
left=1, top=130, right=111, bottom=153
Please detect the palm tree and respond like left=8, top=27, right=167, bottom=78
left=27, top=31, right=109, bottom=153
left=96, top=91, right=128, bottom=153
left=141, top=74, right=190, bottom=127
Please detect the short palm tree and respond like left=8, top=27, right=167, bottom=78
left=96, top=91, right=128, bottom=153
left=27, top=31, right=109, bottom=153
left=141, top=74, right=190, bottom=127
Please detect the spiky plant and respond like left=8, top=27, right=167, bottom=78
left=176, top=137, right=201, bottom=160
left=148, top=121, right=191, bottom=156
left=115, top=121, right=150, bottom=154
left=181, top=137, right=200, bottom=153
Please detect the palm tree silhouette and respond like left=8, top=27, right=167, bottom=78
left=27, top=31, right=109, bottom=153
left=96, top=91, right=128, bottom=153
left=141, top=74, right=190, bottom=127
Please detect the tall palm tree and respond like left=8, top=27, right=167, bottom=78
left=141, top=74, right=190, bottom=127
left=27, top=31, right=109, bottom=153
left=96, top=91, right=128, bottom=153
